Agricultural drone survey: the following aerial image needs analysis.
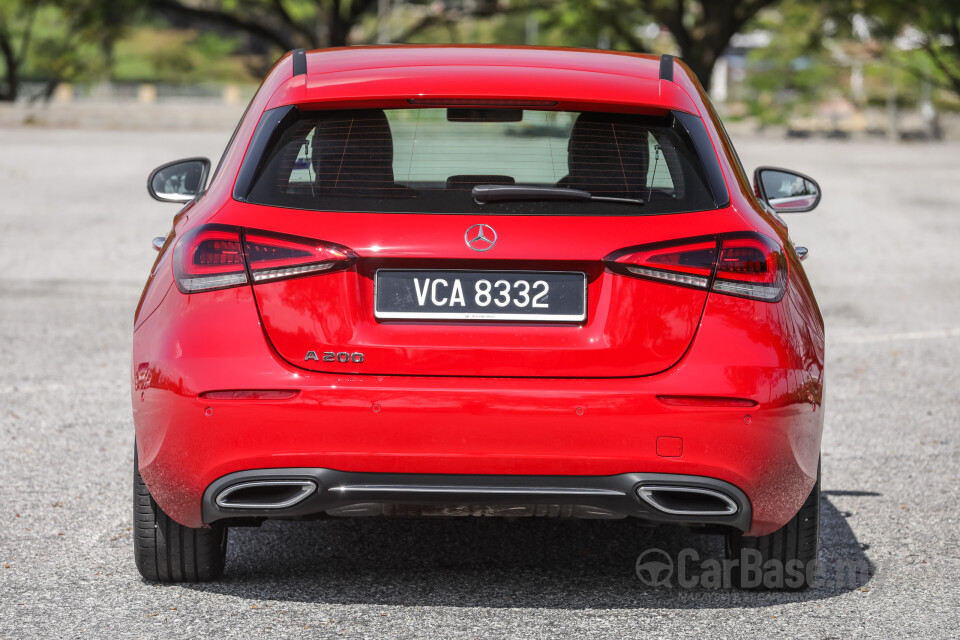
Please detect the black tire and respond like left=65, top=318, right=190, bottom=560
left=726, top=459, right=820, bottom=590
left=133, top=449, right=228, bottom=582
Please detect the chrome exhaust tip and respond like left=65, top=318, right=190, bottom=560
left=216, top=480, right=317, bottom=510
left=637, top=485, right=738, bottom=516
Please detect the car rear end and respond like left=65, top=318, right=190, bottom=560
left=133, top=48, right=823, bottom=545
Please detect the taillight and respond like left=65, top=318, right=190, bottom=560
left=607, top=236, right=719, bottom=290
left=173, top=225, right=248, bottom=293
left=173, top=224, right=356, bottom=294
left=606, top=232, right=787, bottom=302
left=244, top=231, right=356, bottom=283
left=713, top=233, right=787, bottom=302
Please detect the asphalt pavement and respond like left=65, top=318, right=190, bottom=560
left=1, top=124, right=958, bottom=638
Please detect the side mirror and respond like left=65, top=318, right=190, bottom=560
left=753, top=166, right=821, bottom=213
left=147, top=158, right=210, bottom=203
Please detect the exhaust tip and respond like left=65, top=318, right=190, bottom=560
left=216, top=480, right=317, bottom=510
left=637, top=485, right=738, bottom=516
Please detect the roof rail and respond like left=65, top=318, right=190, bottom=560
left=659, top=54, right=674, bottom=82
left=291, top=48, right=307, bottom=77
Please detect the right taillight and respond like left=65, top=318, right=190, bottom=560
left=173, top=224, right=357, bottom=294
left=606, top=236, right=719, bottom=290
left=712, top=232, right=787, bottom=302
left=606, top=231, right=787, bottom=303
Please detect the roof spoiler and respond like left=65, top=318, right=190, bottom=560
left=659, top=54, right=674, bottom=82
left=291, top=48, right=307, bottom=77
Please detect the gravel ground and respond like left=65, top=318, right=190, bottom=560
left=1, top=125, right=958, bottom=638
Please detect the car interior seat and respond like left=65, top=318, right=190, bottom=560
left=311, top=109, right=399, bottom=195
left=558, top=113, right=650, bottom=199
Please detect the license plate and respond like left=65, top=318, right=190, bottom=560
left=374, top=270, right=586, bottom=321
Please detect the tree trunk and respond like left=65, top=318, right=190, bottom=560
left=327, top=0, right=348, bottom=47
left=0, top=30, right=18, bottom=101
left=328, top=13, right=349, bottom=47
left=645, top=0, right=779, bottom=92
left=683, top=48, right=721, bottom=91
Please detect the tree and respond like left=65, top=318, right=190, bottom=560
left=0, top=0, right=40, bottom=100
left=147, top=0, right=513, bottom=52
left=856, top=0, right=960, bottom=99
left=147, top=0, right=373, bottom=51
left=742, top=0, right=838, bottom=125
left=0, top=0, right=136, bottom=101
left=141, top=1, right=783, bottom=90
left=527, top=0, right=781, bottom=89
left=614, top=0, right=781, bottom=88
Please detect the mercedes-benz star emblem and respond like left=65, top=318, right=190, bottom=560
left=465, top=224, right=497, bottom=252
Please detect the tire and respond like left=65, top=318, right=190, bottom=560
left=133, top=448, right=227, bottom=582
left=726, top=459, right=820, bottom=590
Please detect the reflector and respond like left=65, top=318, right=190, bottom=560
left=657, top=395, right=758, bottom=408
left=199, top=390, right=300, bottom=400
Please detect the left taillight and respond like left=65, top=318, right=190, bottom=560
left=173, top=225, right=248, bottom=293
left=244, top=230, right=356, bottom=283
left=173, top=224, right=357, bottom=294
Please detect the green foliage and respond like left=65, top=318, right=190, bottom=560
left=743, top=1, right=841, bottom=124
left=528, top=1, right=651, bottom=51
left=0, top=0, right=140, bottom=99
left=111, top=27, right=253, bottom=83
left=833, top=0, right=960, bottom=99
left=4, top=0, right=957, bottom=113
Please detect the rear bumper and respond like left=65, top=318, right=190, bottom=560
left=202, top=469, right=752, bottom=530
left=133, top=279, right=824, bottom=537
left=135, top=369, right=820, bottom=535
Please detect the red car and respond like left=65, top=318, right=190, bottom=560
left=133, top=46, right=824, bottom=589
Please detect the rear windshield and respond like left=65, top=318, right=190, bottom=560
left=244, top=108, right=721, bottom=216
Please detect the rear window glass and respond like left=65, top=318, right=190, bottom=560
left=244, top=108, right=720, bottom=216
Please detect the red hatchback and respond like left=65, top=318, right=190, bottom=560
left=133, top=46, right=824, bottom=588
